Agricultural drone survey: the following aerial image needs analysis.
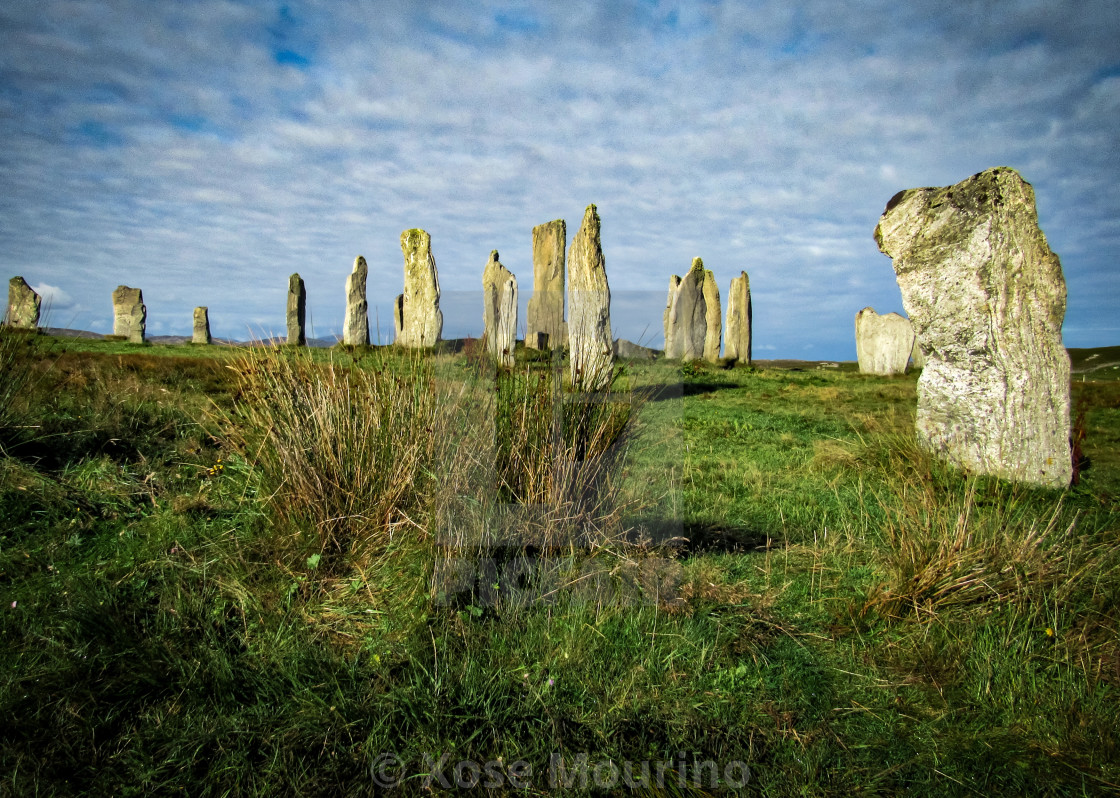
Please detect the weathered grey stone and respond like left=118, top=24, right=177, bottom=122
left=193, top=306, right=211, bottom=345
left=6, top=277, right=40, bottom=329
left=613, top=338, right=659, bottom=360
left=875, top=166, right=1071, bottom=488
left=910, top=339, right=926, bottom=369
left=397, top=229, right=443, bottom=348
left=482, top=250, right=518, bottom=368
left=526, top=219, right=566, bottom=350
left=854, top=307, right=914, bottom=376
left=663, top=258, right=706, bottom=360
left=343, top=256, right=369, bottom=346
left=567, top=205, right=613, bottom=390
left=725, top=271, right=752, bottom=364
left=702, top=267, right=722, bottom=363
left=286, top=273, right=306, bottom=346
left=112, top=285, right=146, bottom=343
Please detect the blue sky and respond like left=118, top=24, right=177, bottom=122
left=1, top=0, right=1117, bottom=359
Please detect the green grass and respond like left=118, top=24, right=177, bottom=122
left=1, top=334, right=1118, bottom=796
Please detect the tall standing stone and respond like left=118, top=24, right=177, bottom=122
left=396, top=229, right=443, bottom=348
left=287, top=273, right=306, bottom=346
left=567, top=205, right=613, bottom=391
left=702, top=266, right=722, bottom=362
left=6, top=277, right=41, bottom=329
left=526, top=219, right=566, bottom=350
left=482, top=250, right=517, bottom=368
left=725, top=271, right=752, bottom=364
left=854, top=307, right=914, bottom=376
left=343, top=256, right=370, bottom=346
left=663, top=258, right=706, bottom=360
left=910, top=339, right=926, bottom=369
left=875, top=166, right=1071, bottom=488
left=112, top=285, right=146, bottom=344
left=193, top=307, right=212, bottom=345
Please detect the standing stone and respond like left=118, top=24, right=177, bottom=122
left=910, top=339, right=926, bottom=369
left=702, top=266, right=722, bottom=362
left=526, top=219, right=566, bottom=350
left=482, top=250, right=517, bottom=368
left=286, top=273, right=306, bottom=346
left=343, top=256, right=370, bottom=346
left=112, top=285, right=146, bottom=344
left=193, top=307, right=212, bottom=345
left=6, top=277, right=41, bottom=329
left=393, top=294, right=404, bottom=342
left=854, top=307, right=914, bottom=376
left=567, top=204, right=613, bottom=390
left=663, top=258, right=706, bottom=360
left=725, top=271, right=752, bottom=364
left=396, top=229, right=443, bottom=348
left=874, top=166, right=1071, bottom=488
left=614, top=339, right=658, bottom=360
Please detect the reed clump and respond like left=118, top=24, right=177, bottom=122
left=220, top=347, right=643, bottom=572
left=860, top=436, right=1120, bottom=621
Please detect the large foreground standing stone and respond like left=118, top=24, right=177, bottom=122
left=663, top=258, right=707, bottom=360
left=112, top=285, right=146, bottom=343
left=482, top=250, right=518, bottom=368
left=702, top=267, right=722, bottom=362
left=724, top=271, right=752, bottom=364
left=343, top=256, right=370, bottom=346
left=526, top=219, right=566, bottom=350
left=854, top=307, right=914, bottom=375
left=6, top=277, right=41, bottom=329
left=193, top=307, right=212, bottom=345
left=875, top=166, right=1071, bottom=488
left=567, top=205, right=613, bottom=390
left=395, top=229, right=443, bottom=348
left=287, top=273, right=306, bottom=346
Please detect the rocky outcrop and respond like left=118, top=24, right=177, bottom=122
left=724, top=271, right=752, bottom=364
left=6, top=277, right=40, bottom=329
left=663, top=258, right=706, bottom=360
left=343, top=256, right=369, bottom=346
left=875, top=166, right=1071, bottom=488
left=396, top=229, right=443, bottom=348
left=854, top=307, right=914, bottom=375
left=702, top=267, right=722, bottom=363
left=287, top=273, right=306, bottom=346
left=193, top=307, right=211, bottom=345
left=482, top=250, right=517, bottom=368
left=567, top=205, right=613, bottom=390
left=526, top=219, right=566, bottom=350
left=112, top=285, right=146, bottom=343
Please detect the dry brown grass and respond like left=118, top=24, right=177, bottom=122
left=217, top=347, right=646, bottom=575
left=861, top=440, right=1120, bottom=622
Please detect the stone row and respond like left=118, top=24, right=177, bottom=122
left=662, top=259, right=751, bottom=365
left=6, top=170, right=1074, bottom=490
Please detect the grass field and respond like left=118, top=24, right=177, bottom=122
left=1, top=329, right=1118, bottom=796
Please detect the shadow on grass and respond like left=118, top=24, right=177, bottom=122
left=630, top=517, right=778, bottom=555
left=635, top=381, right=741, bottom=401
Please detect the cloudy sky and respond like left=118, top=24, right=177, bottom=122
left=1, top=0, right=1117, bottom=359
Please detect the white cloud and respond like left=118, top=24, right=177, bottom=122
left=31, top=283, right=73, bottom=310
left=0, top=0, right=1117, bottom=356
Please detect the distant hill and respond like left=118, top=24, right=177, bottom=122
left=1068, top=346, right=1120, bottom=376
left=33, top=329, right=1120, bottom=368
left=42, top=328, right=336, bottom=348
